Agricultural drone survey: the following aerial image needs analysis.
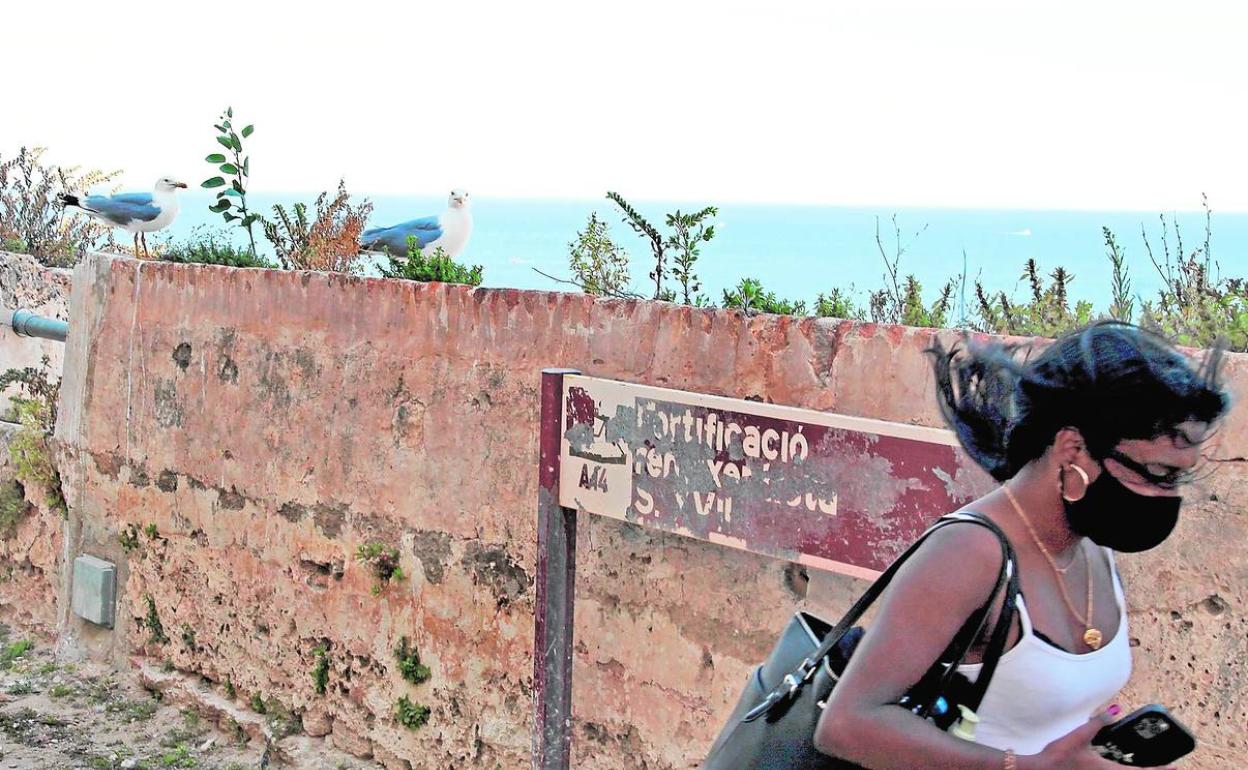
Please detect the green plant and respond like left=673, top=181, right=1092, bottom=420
left=813, top=288, right=866, bottom=320
left=3, top=355, right=67, bottom=518
left=249, top=691, right=266, bottom=714
left=144, top=522, right=159, bottom=539
left=262, top=180, right=373, bottom=272
left=0, top=480, right=28, bottom=538
left=973, top=259, right=1094, bottom=337
left=119, top=522, right=142, bottom=552
left=0, top=638, right=33, bottom=670
left=224, top=677, right=236, bottom=699
left=1104, top=226, right=1135, bottom=322
left=311, top=644, right=330, bottom=695
left=158, top=225, right=273, bottom=268
left=394, top=636, right=431, bottom=685
left=552, top=212, right=639, bottom=298
left=180, top=624, right=196, bottom=650
left=380, top=239, right=483, bottom=286
left=157, top=744, right=196, bottom=768
left=606, top=192, right=720, bottom=302
left=665, top=206, right=718, bottom=305
left=394, top=695, right=430, bottom=730
left=722, top=277, right=807, bottom=315
left=144, top=595, right=168, bottom=644
left=356, top=541, right=405, bottom=594
left=48, top=682, right=73, bottom=698
left=0, top=146, right=121, bottom=266
left=202, top=107, right=260, bottom=257
left=6, top=679, right=34, bottom=695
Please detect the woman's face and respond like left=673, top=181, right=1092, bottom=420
left=1098, top=421, right=1211, bottom=498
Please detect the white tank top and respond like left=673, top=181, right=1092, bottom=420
left=956, top=548, right=1132, bottom=755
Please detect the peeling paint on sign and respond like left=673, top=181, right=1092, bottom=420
left=559, top=375, right=989, bottom=577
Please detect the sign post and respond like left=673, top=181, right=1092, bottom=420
left=531, top=372, right=987, bottom=769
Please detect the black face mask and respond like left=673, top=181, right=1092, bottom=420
left=1063, top=465, right=1182, bottom=552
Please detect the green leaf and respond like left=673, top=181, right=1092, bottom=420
left=231, top=180, right=245, bottom=194
left=219, top=163, right=239, bottom=175
left=242, top=214, right=261, bottom=226
left=242, top=157, right=250, bottom=177
left=202, top=177, right=227, bottom=189
left=242, top=124, right=254, bottom=138
left=224, top=189, right=242, bottom=198
left=223, top=212, right=239, bottom=222
left=209, top=200, right=232, bottom=213
left=214, top=124, right=227, bottom=133
left=216, top=136, right=233, bottom=150
left=205, top=153, right=227, bottom=163
left=230, top=135, right=243, bottom=152
left=227, top=106, right=233, bottom=118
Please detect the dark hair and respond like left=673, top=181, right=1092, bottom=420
left=928, top=322, right=1230, bottom=481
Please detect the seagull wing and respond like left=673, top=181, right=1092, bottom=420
left=361, top=216, right=444, bottom=255
left=80, top=192, right=162, bottom=225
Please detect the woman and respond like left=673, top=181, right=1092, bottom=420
left=814, top=322, right=1229, bottom=769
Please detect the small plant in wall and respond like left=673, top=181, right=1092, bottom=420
left=355, top=541, right=405, bottom=595
left=311, top=644, right=330, bottom=695
left=144, top=595, right=168, bottom=644
left=394, top=636, right=431, bottom=685
left=394, top=695, right=430, bottom=731
left=118, top=522, right=142, bottom=552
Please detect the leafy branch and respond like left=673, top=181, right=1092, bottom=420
left=202, top=107, right=259, bottom=256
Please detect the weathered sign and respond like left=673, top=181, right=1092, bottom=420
left=558, top=374, right=984, bottom=578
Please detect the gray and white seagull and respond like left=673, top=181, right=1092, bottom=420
left=60, top=176, right=187, bottom=257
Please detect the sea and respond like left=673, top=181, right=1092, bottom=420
left=161, top=193, right=1248, bottom=314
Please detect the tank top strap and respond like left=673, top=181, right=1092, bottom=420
left=1013, top=593, right=1035, bottom=635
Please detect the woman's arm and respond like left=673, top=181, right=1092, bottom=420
left=813, top=522, right=1017, bottom=769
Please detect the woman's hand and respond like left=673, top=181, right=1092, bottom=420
left=1019, top=711, right=1176, bottom=770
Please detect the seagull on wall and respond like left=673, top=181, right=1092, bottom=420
left=360, top=189, right=474, bottom=261
left=59, top=176, right=187, bottom=258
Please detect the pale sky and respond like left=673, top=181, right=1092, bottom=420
left=5, top=0, right=1247, bottom=210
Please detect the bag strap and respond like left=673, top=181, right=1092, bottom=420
left=744, top=511, right=1018, bottom=722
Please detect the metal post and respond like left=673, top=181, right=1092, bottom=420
left=3, top=309, right=68, bottom=342
left=533, top=367, right=581, bottom=770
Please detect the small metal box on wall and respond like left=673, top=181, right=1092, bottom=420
left=71, top=555, right=117, bottom=628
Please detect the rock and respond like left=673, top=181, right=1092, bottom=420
left=198, top=737, right=215, bottom=751
left=121, top=759, right=139, bottom=769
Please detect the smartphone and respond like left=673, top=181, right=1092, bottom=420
left=1092, top=704, right=1196, bottom=766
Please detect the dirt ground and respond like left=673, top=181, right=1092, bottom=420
left=0, top=628, right=378, bottom=770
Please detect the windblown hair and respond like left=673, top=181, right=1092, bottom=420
left=928, top=322, right=1230, bottom=481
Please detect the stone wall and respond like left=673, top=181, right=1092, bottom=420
left=28, top=253, right=1248, bottom=768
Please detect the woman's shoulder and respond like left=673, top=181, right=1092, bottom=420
left=892, top=515, right=1008, bottom=606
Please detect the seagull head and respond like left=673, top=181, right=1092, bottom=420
left=156, top=176, right=188, bottom=192
left=448, top=189, right=470, bottom=209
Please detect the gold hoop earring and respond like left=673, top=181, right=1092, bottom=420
left=1060, top=464, right=1090, bottom=503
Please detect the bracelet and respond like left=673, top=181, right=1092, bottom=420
left=1002, top=749, right=1018, bottom=770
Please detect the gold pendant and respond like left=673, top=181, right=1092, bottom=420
left=1084, top=628, right=1103, bottom=650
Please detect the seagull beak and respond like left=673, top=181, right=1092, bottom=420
left=175, top=182, right=188, bottom=189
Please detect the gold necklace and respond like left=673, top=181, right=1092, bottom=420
left=1002, top=485, right=1103, bottom=650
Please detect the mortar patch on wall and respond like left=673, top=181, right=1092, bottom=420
left=463, top=542, right=529, bottom=608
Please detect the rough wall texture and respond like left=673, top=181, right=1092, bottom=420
left=37, top=254, right=1248, bottom=769
left=0, top=420, right=63, bottom=635
left=0, top=251, right=70, bottom=415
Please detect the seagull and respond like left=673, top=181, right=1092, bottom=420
left=59, top=176, right=187, bottom=258
left=360, top=189, right=473, bottom=261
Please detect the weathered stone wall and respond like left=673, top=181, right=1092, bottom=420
left=41, top=254, right=1248, bottom=769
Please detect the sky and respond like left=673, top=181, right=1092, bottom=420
left=4, top=0, right=1247, bottom=210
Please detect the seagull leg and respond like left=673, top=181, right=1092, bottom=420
left=141, top=232, right=149, bottom=259
left=133, top=233, right=140, bottom=257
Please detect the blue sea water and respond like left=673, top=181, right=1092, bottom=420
left=165, top=193, right=1248, bottom=313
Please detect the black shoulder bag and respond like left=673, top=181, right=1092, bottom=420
left=701, top=512, right=1020, bottom=770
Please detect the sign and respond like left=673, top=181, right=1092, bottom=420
left=558, top=375, right=987, bottom=578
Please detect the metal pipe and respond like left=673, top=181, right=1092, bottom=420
left=3, top=309, right=68, bottom=342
